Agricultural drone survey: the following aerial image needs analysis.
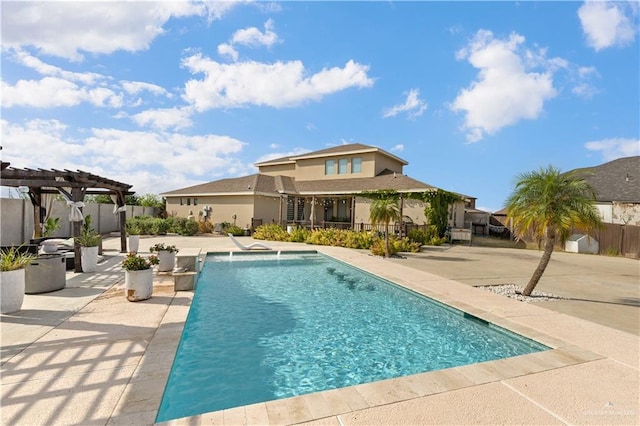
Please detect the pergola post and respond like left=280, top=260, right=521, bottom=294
left=72, top=187, right=86, bottom=273
left=117, top=191, right=127, bottom=253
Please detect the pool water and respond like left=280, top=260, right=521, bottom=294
left=156, top=251, right=547, bottom=422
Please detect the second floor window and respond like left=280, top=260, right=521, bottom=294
left=338, top=158, right=348, bottom=174
left=352, top=157, right=362, bottom=173
left=325, top=160, right=335, bottom=175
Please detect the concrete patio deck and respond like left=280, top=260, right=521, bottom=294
left=1, top=235, right=638, bottom=425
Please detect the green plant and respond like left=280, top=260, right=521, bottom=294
left=289, top=227, right=310, bottom=243
left=42, top=217, right=61, bottom=237
left=1, top=246, right=36, bottom=271
left=121, top=252, right=159, bottom=271
left=252, top=224, right=290, bottom=241
left=605, top=248, right=619, bottom=257
left=75, top=231, right=102, bottom=247
left=126, top=222, right=142, bottom=235
left=76, top=214, right=102, bottom=247
left=370, top=238, right=398, bottom=257
left=369, top=198, right=401, bottom=258
left=149, top=243, right=179, bottom=253
left=226, top=225, right=245, bottom=236
left=506, top=165, right=602, bottom=296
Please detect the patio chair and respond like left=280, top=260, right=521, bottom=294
left=228, top=234, right=272, bottom=251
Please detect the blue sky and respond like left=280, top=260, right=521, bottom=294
left=2, top=1, right=638, bottom=212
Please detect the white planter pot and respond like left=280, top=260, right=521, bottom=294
left=1, top=269, right=26, bottom=314
left=156, top=251, right=175, bottom=272
left=128, top=235, right=140, bottom=253
left=80, top=246, right=99, bottom=273
left=124, top=268, right=153, bottom=302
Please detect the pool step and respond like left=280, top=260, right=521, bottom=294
left=173, top=249, right=201, bottom=291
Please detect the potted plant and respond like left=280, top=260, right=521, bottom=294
left=76, top=216, right=102, bottom=273
left=126, top=222, right=142, bottom=253
left=149, top=243, right=179, bottom=272
left=122, top=252, right=159, bottom=302
left=1, top=246, right=36, bottom=314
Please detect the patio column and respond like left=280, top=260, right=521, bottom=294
left=71, top=187, right=86, bottom=273
left=116, top=191, right=127, bottom=253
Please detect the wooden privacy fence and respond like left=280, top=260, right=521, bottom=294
left=573, top=223, right=640, bottom=258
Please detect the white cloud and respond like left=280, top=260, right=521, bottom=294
left=578, top=1, right=637, bottom=51
left=218, top=43, right=239, bottom=61
left=12, top=50, right=104, bottom=84
left=1, top=2, right=214, bottom=61
left=1, top=118, right=251, bottom=195
left=585, top=138, right=640, bottom=160
left=2, top=77, right=123, bottom=108
left=269, top=144, right=281, bottom=149
left=121, top=81, right=172, bottom=98
left=451, top=30, right=557, bottom=143
left=182, top=55, right=374, bottom=110
left=231, top=19, right=280, bottom=48
left=131, top=107, right=194, bottom=131
left=383, top=88, right=427, bottom=119
left=390, top=144, right=405, bottom=152
left=217, top=19, right=280, bottom=62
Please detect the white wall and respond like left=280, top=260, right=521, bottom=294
left=0, top=198, right=156, bottom=246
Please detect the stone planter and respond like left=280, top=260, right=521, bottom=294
left=156, top=251, right=176, bottom=272
left=125, top=268, right=153, bottom=302
left=1, top=269, right=26, bottom=314
left=80, top=246, right=99, bottom=273
left=128, top=235, right=140, bottom=253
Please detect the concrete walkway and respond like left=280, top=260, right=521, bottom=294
left=1, top=235, right=638, bottom=425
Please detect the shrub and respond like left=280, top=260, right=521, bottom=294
left=370, top=238, right=398, bottom=257
left=198, top=220, right=214, bottom=234
left=226, top=225, right=245, bottom=236
left=169, top=217, right=199, bottom=236
left=289, top=227, right=310, bottom=243
left=408, top=228, right=427, bottom=245
left=253, top=224, right=289, bottom=241
left=392, top=237, right=421, bottom=253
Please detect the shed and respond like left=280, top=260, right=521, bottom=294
left=565, top=234, right=599, bottom=254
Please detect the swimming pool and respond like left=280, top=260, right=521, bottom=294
left=156, top=251, right=547, bottom=422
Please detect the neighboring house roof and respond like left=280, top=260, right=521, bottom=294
left=571, top=156, right=640, bottom=203
left=161, top=173, right=438, bottom=197
left=254, top=143, right=408, bottom=167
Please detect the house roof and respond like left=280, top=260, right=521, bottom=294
left=161, top=174, right=266, bottom=196
left=254, top=143, right=408, bottom=167
left=161, top=173, right=437, bottom=197
left=571, top=156, right=640, bottom=203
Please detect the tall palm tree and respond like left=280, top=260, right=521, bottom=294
left=369, top=198, right=401, bottom=258
left=506, top=165, right=602, bottom=296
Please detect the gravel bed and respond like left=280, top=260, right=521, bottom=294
left=477, top=284, right=566, bottom=302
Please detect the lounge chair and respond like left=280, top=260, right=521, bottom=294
left=228, top=233, right=272, bottom=250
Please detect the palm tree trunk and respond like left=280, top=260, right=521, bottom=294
left=384, top=221, right=390, bottom=258
left=522, top=230, right=555, bottom=296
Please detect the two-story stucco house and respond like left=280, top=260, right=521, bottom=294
left=161, top=143, right=472, bottom=231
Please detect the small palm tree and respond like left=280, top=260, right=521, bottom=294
left=506, top=165, right=602, bottom=296
left=370, top=198, right=401, bottom=258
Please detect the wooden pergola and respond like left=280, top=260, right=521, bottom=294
left=1, top=162, right=134, bottom=271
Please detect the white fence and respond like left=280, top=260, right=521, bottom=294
left=0, top=198, right=156, bottom=246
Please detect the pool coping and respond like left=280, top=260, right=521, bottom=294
left=150, top=246, right=637, bottom=425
